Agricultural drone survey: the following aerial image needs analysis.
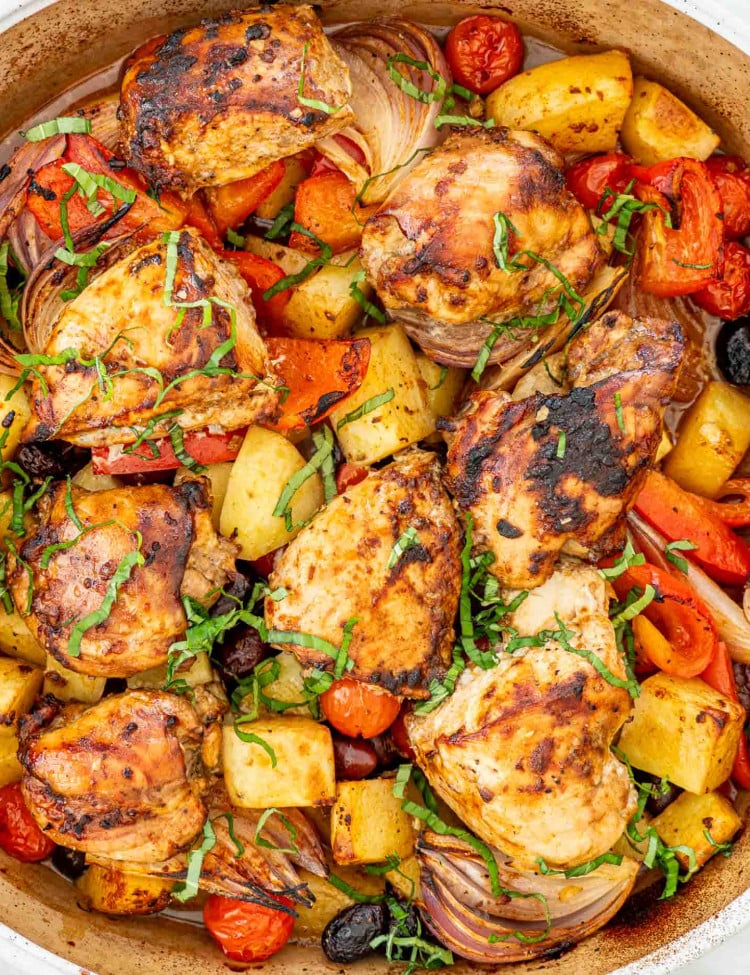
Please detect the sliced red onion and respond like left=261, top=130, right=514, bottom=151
left=0, top=134, right=65, bottom=241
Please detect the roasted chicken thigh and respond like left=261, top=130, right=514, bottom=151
left=119, top=5, right=354, bottom=194
left=359, top=127, right=601, bottom=366
left=266, top=450, right=462, bottom=697
left=23, top=229, right=279, bottom=448
left=406, top=560, right=636, bottom=870
left=442, top=311, right=684, bottom=588
left=8, top=477, right=237, bottom=676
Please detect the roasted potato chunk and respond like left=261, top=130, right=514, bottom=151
left=651, top=790, right=742, bottom=871
left=0, top=657, right=43, bottom=736
left=76, top=862, right=173, bottom=916
left=617, top=673, right=745, bottom=794
left=621, top=77, right=720, bottom=164
left=0, top=609, right=46, bottom=667
left=222, top=716, right=336, bottom=808
left=294, top=864, right=385, bottom=941
left=0, top=733, right=23, bottom=788
left=283, top=256, right=370, bottom=340
left=331, top=778, right=417, bottom=866
left=43, top=656, right=106, bottom=705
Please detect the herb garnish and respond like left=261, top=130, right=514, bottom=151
left=665, top=539, right=698, bottom=575
left=349, top=269, right=386, bottom=323
left=297, top=43, right=346, bottom=115
left=336, top=389, right=394, bottom=430
left=599, top=539, right=645, bottom=581
left=173, top=818, right=217, bottom=903
left=614, top=391, right=626, bottom=433
left=0, top=242, right=24, bottom=332
left=265, top=202, right=295, bottom=241
left=272, top=426, right=333, bottom=531
left=388, top=526, right=420, bottom=569
left=254, top=808, right=299, bottom=855
left=536, top=851, right=624, bottom=878
left=386, top=53, right=447, bottom=105
left=23, top=116, right=91, bottom=141
left=434, top=115, right=495, bottom=130
left=594, top=180, right=673, bottom=256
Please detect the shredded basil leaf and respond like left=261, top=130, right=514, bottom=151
left=173, top=818, right=216, bottom=902
left=610, top=585, right=656, bottom=626
left=614, top=391, right=626, bottom=433
left=386, top=53, right=447, bottom=105
left=336, top=389, right=394, bottom=430
left=23, top=116, right=91, bottom=141
left=233, top=722, right=278, bottom=767
left=349, top=269, right=386, bottom=323
left=168, top=424, right=206, bottom=474
left=265, top=202, right=295, bottom=241
left=254, top=808, right=299, bottom=855
left=665, top=539, right=698, bottom=575
left=434, top=114, right=495, bottom=129
left=556, top=430, right=566, bottom=459
left=327, top=873, right=386, bottom=904
left=387, top=526, right=420, bottom=570
left=536, top=851, right=623, bottom=878
left=297, top=42, right=346, bottom=115
left=599, top=540, right=645, bottom=581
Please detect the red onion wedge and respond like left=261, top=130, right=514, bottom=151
left=327, top=19, right=451, bottom=205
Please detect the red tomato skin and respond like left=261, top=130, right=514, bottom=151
left=705, top=156, right=750, bottom=240
left=389, top=706, right=417, bottom=761
left=692, top=241, right=750, bottom=320
left=335, top=463, right=369, bottom=494
left=320, top=678, right=401, bottom=739
left=203, top=893, right=294, bottom=963
left=445, top=15, right=524, bottom=95
left=565, top=153, right=633, bottom=211
left=0, top=783, right=56, bottom=863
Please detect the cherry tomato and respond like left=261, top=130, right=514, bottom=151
left=335, top=462, right=369, bottom=494
left=705, top=155, right=750, bottom=240
left=320, top=678, right=401, bottom=738
left=389, top=705, right=416, bottom=761
left=445, top=15, right=524, bottom=96
left=0, top=783, right=56, bottom=863
left=565, top=153, right=633, bottom=211
left=692, top=241, right=750, bottom=320
left=203, top=893, right=295, bottom=963
left=249, top=549, right=282, bottom=578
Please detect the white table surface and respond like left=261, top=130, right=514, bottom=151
left=0, top=0, right=748, bottom=972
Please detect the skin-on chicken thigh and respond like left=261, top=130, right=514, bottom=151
left=359, top=127, right=601, bottom=366
left=8, top=477, right=237, bottom=677
left=23, top=229, right=279, bottom=448
left=442, top=311, right=684, bottom=589
left=18, top=690, right=207, bottom=862
left=406, top=560, right=636, bottom=871
left=119, top=5, right=354, bottom=195
left=265, top=450, right=462, bottom=697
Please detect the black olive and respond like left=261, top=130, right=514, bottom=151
left=639, top=773, right=682, bottom=816
left=16, top=442, right=87, bottom=481
left=51, top=845, right=87, bottom=881
left=321, top=902, right=389, bottom=963
left=716, top=317, right=750, bottom=386
left=210, top=572, right=253, bottom=619
left=332, top=733, right=379, bottom=780
left=214, top=625, right=270, bottom=681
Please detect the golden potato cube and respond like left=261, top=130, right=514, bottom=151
left=331, top=778, right=417, bottom=866
left=240, top=652, right=313, bottom=718
left=0, top=656, right=43, bottom=736
left=0, top=608, right=47, bottom=667
left=617, top=673, right=745, bottom=794
left=76, top=862, right=173, bottom=916
left=415, top=354, right=465, bottom=424
left=243, top=235, right=310, bottom=276
left=0, top=733, right=22, bottom=787
left=175, top=461, right=232, bottom=531
left=283, top=256, right=370, bottom=340
left=621, top=77, right=720, bottom=165
left=652, top=790, right=742, bottom=871
left=126, top=651, right=214, bottom=691
left=223, top=716, right=335, bottom=808
left=0, top=376, right=31, bottom=479
left=486, top=51, right=633, bottom=155
left=611, top=812, right=653, bottom=863
left=220, top=426, right=323, bottom=561
left=256, top=155, right=310, bottom=220
left=385, top=853, right=422, bottom=902
left=664, top=381, right=750, bottom=497
left=44, top=655, right=106, bottom=704
left=294, top=865, right=385, bottom=942
left=71, top=462, right=123, bottom=493
left=329, top=325, right=435, bottom=465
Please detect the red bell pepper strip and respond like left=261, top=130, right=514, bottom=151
left=265, top=336, right=371, bottom=432
left=634, top=470, right=750, bottom=586
left=705, top=155, right=750, bottom=240
left=208, top=160, right=285, bottom=237
left=222, top=250, right=290, bottom=336
left=700, top=640, right=750, bottom=789
left=701, top=479, right=750, bottom=528
left=565, top=152, right=634, bottom=211
left=612, top=562, right=718, bottom=678
left=183, top=193, right=223, bottom=251
left=692, top=240, right=750, bottom=321
left=91, top=427, right=246, bottom=476
left=635, top=158, right=724, bottom=297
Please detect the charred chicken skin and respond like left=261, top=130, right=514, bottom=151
left=119, top=5, right=354, bottom=195
left=406, top=560, right=636, bottom=870
left=442, top=311, right=684, bottom=589
left=18, top=690, right=207, bottom=862
left=8, top=477, right=237, bottom=677
left=359, top=127, right=601, bottom=366
left=265, top=450, right=462, bottom=697
left=23, top=229, right=279, bottom=448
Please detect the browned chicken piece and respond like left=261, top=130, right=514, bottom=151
left=18, top=690, right=207, bottom=862
left=23, top=229, right=279, bottom=448
left=359, top=127, right=601, bottom=367
left=119, top=5, right=354, bottom=195
left=442, top=311, right=684, bottom=589
left=406, top=560, right=637, bottom=870
left=8, top=477, right=237, bottom=677
left=265, top=450, right=462, bottom=698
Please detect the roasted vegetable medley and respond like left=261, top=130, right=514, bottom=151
left=0, top=4, right=749, bottom=968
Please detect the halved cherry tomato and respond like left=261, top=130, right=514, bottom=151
left=389, top=704, right=416, bottom=761
left=335, top=462, right=369, bottom=495
left=320, top=677, right=401, bottom=738
left=184, top=193, right=222, bottom=251
left=702, top=479, right=750, bottom=528
left=700, top=641, right=750, bottom=789
left=565, top=153, right=633, bottom=211
left=0, top=783, right=56, bottom=863
left=445, top=15, right=524, bottom=95
left=705, top=155, right=750, bottom=240
left=636, top=159, right=724, bottom=298
left=310, top=134, right=368, bottom=177
left=692, top=240, right=750, bottom=320
left=288, top=172, right=365, bottom=255
left=630, top=158, right=683, bottom=199
left=265, top=336, right=371, bottom=432
left=222, top=250, right=290, bottom=335
left=634, top=470, right=750, bottom=586
left=208, top=160, right=285, bottom=237
left=91, top=427, right=246, bottom=476
left=203, top=892, right=294, bottom=963
left=612, top=562, right=718, bottom=677
left=250, top=549, right=284, bottom=578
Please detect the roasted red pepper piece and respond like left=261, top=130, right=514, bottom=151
left=692, top=240, right=750, bottom=321
left=91, top=427, right=246, bottom=475
left=705, top=155, right=750, bottom=240
left=700, top=641, right=750, bottom=789
left=288, top=171, right=366, bottom=255
left=222, top=250, right=290, bottom=336
left=208, top=160, right=285, bottom=237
